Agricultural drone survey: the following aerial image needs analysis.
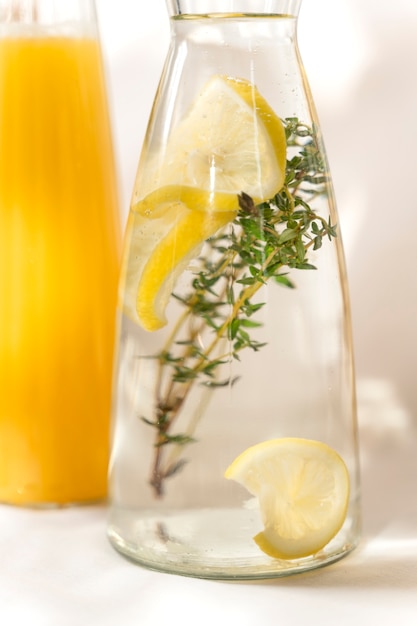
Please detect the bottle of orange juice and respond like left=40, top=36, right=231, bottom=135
left=0, top=1, right=121, bottom=505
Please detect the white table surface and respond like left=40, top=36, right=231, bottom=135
left=1, top=401, right=416, bottom=626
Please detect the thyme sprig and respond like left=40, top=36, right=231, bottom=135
left=142, top=118, right=336, bottom=497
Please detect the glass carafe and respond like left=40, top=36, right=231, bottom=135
left=0, top=0, right=121, bottom=505
left=108, top=0, right=361, bottom=579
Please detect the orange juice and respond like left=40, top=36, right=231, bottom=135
left=0, top=32, right=121, bottom=505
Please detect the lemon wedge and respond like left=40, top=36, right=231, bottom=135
left=122, top=74, right=287, bottom=331
left=225, top=438, right=350, bottom=560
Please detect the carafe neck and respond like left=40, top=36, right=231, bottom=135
left=166, top=0, right=302, bottom=18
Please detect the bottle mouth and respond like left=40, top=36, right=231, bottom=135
left=0, top=0, right=97, bottom=27
left=166, top=1, right=301, bottom=19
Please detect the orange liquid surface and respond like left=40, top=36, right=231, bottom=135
left=0, top=34, right=121, bottom=504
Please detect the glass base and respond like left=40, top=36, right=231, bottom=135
left=108, top=507, right=359, bottom=580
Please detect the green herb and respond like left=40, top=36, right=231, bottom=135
left=142, top=118, right=336, bottom=497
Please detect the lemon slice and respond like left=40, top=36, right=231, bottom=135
left=138, top=74, right=286, bottom=202
left=121, top=186, right=237, bottom=331
left=123, top=74, right=287, bottom=331
left=225, top=438, right=350, bottom=560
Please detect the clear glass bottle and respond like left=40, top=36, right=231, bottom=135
left=0, top=0, right=121, bottom=505
left=108, top=0, right=361, bottom=579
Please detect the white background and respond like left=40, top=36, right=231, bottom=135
left=95, top=0, right=417, bottom=435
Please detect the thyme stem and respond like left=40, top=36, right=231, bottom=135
left=142, top=117, right=336, bottom=497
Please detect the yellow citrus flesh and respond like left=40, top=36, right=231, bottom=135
left=123, top=74, right=287, bottom=331
left=225, top=438, right=350, bottom=560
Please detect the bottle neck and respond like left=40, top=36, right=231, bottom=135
left=166, top=0, right=302, bottom=18
left=0, top=0, right=97, bottom=25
